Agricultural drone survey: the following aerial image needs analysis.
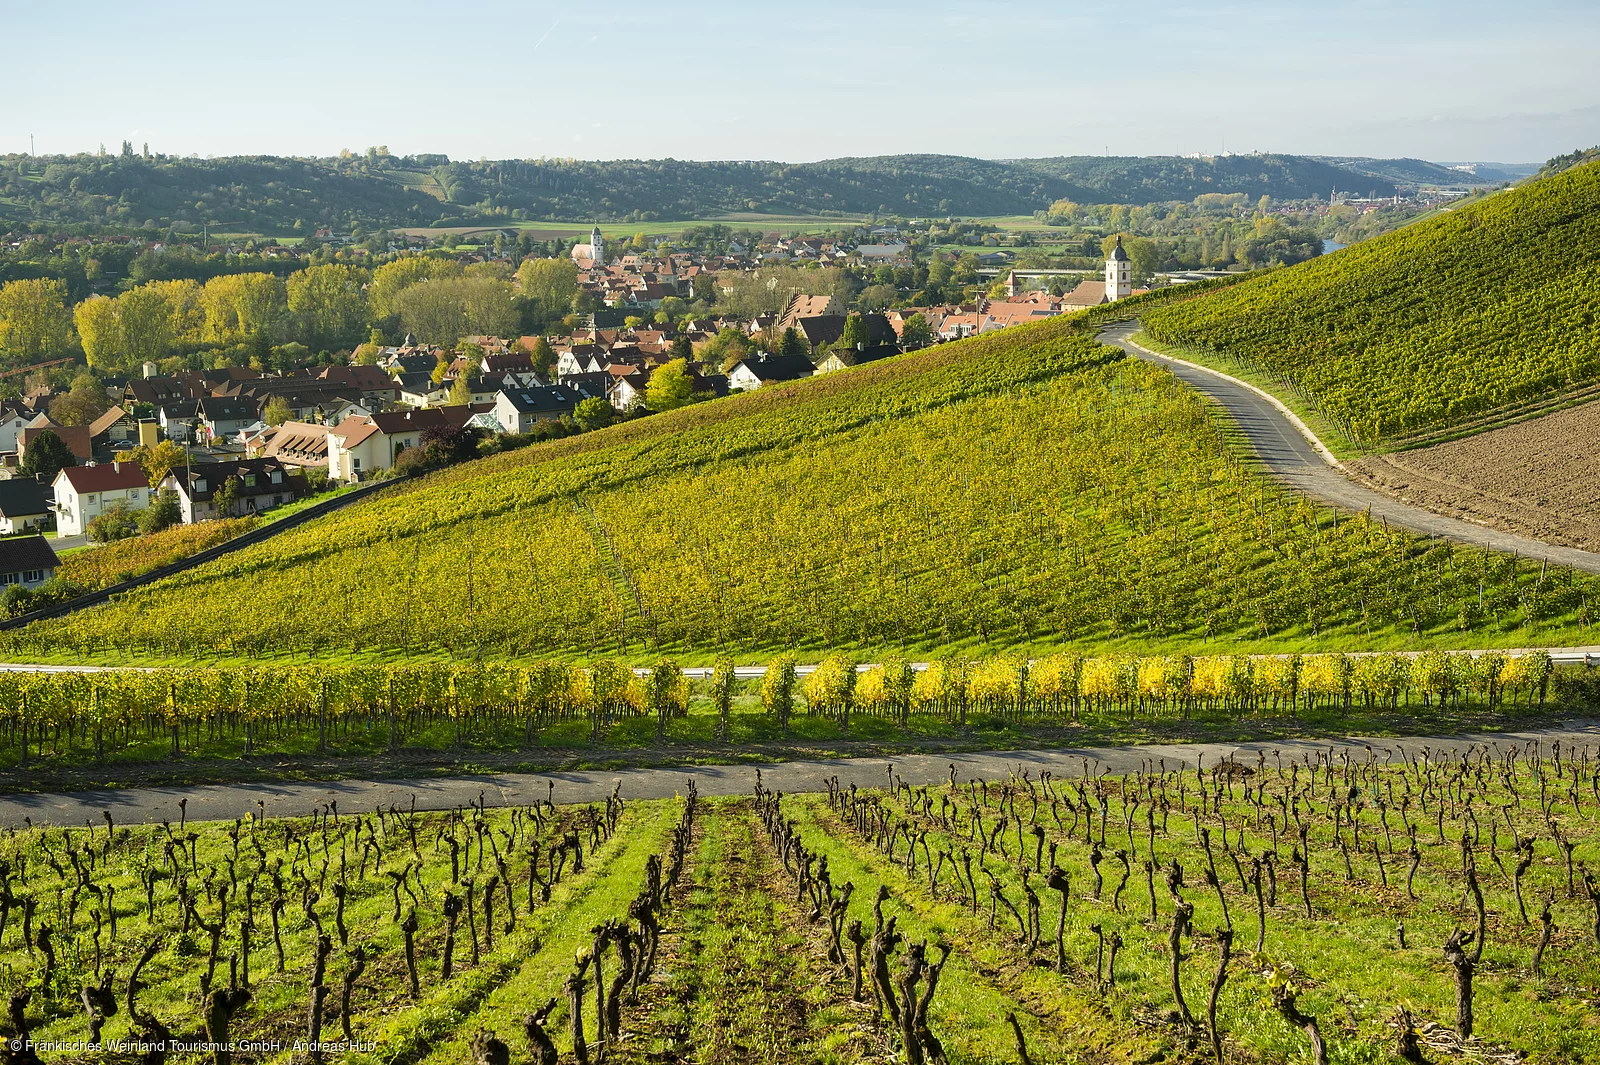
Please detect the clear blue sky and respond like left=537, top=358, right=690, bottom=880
left=6, top=0, right=1597, bottom=164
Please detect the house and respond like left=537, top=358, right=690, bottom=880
left=0, top=407, right=32, bottom=454
left=157, top=400, right=199, bottom=441
left=21, top=420, right=93, bottom=464
left=52, top=461, right=150, bottom=537
left=1061, top=279, right=1109, bottom=310
left=160, top=457, right=309, bottom=523
left=88, top=405, right=138, bottom=456
left=558, top=371, right=614, bottom=402
left=396, top=374, right=448, bottom=408
left=494, top=386, right=580, bottom=434
left=0, top=535, right=58, bottom=590
left=327, top=407, right=471, bottom=481
left=776, top=293, right=843, bottom=331
left=727, top=352, right=815, bottom=391
left=198, top=397, right=261, bottom=442
left=255, top=421, right=332, bottom=470
left=0, top=480, right=49, bottom=534
left=814, top=344, right=899, bottom=374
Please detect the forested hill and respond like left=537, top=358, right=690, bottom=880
left=1, top=150, right=1503, bottom=234
left=1142, top=156, right=1600, bottom=446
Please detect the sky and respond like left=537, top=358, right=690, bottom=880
left=4, top=0, right=1597, bottom=164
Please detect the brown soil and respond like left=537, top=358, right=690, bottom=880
left=1348, top=401, right=1600, bottom=551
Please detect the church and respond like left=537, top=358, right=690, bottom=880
left=569, top=225, right=605, bottom=268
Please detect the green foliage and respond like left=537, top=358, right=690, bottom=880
left=11, top=314, right=1599, bottom=662
left=573, top=397, right=614, bottom=432
left=1143, top=160, right=1600, bottom=444
left=644, top=358, right=696, bottom=412
left=19, top=428, right=75, bottom=482
left=136, top=490, right=182, bottom=534
left=86, top=501, right=140, bottom=543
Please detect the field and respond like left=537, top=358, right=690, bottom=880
left=2, top=746, right=1596, bottom=1063
left=8, top=316, right=1600, bottom=666
left=1348, top=402, right=1600, bottom=552
left=55, top=520, right=261, bottom=592
left=1140, top=159, right=1600, bottom=447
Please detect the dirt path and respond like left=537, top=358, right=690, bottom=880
left=1098, top=323, right=1600, bottom=574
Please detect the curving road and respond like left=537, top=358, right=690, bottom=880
left=1099, top=323, right=1600, bottom=574
left=2, top=723, right=1596, bottom=828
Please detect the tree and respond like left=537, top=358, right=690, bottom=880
left=369, top=256, right=463, bottom=322
left=87, top=502, right=139, bottom=543
left=47, top=375, right=112, bottom=427
left=573, top=396, right=615, bottom=432
left=777, top=327, right=806, bottom=356
left=0, top=279, right=73, bottom=365
left=702, top=328, right=752, bottom=374
left=644, top=358, right=696, bottom=412
left=74, top=295, right=123, bottom=370
left=137, top=490, right=182, bottom=534
left=116, top=440, right=183, bottom=488
left=396, top=277, right=517, bottom=346
left=20, top=429, right=76, bottom=483
left=525, top=335, right=555, bottom=375
left=448, top=374, right=472, bottom=406
left=516, top=258, right=580, bottom=315
left=287, top=264, right=369, bottom=349
left=901, top=313, right=933, bottom=350
left=212, top=476, right=241, bottom=519
left=670, top=335, right=693, bottom=361
left=1101, top=234, right=1160, bottom=282
left=262, top=397, right=292, bottom=426
left=840, top=314, right=871, bottom=351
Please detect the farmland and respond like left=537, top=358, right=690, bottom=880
left=1140, top=158, right=1600, bottom=447
left=9, top=316, right=1600, bottom=665
left=1, top=743, right=1596, bottom=1062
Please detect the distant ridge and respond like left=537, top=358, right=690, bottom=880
left=0, top=151, right=1517, bottom=235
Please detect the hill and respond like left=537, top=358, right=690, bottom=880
left=1140, top=157, right=1600, bottom=445
left=9, top=308, right=1594, bottom=664
left=0, top=151, right=1444, bottom=234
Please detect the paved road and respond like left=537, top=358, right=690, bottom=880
left=4, top=723, right=1596, bottom=828
left=1099, top=323, right=1600, bottom=575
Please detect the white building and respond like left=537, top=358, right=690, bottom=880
left=1105, top=235, right=1132, bottom=301
left=569, top=224, right=605, bottom=267
left=52, top=461, right=150, bottom=537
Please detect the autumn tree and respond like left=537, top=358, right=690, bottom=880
left=644, top=358, right=696, bottom=412
left=0, top=279, right=74, bottom=365
left=288, top=264, right=369, bottom=350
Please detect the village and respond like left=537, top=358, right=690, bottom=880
left=0, top=225, right=1148, bottom=595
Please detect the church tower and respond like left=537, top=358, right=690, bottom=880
left=590, top=225, right=604, bottom=266
left=1105, top=235, right=1132, bottom=302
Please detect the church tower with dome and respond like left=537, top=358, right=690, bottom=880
left=570, top=224, right=605, bottom=267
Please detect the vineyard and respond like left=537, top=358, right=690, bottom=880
left=55, top=520, right=261, bottom=593
left=1141, top=158, right=1600, bottom=445
left=0, top=650, right=1574, bottom=771
left=7, top=317, right=1600, bottom=664
left=1, top=742, right=1598, bottom=1062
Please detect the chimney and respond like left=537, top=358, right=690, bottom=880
left=113, top=461, right=120, bottom=473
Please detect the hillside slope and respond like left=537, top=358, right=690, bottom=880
left=1, top=152, right=1431, bottom=233
left=1141, top=158, right=1600, bottom=445
left=10, top=317, right=1594, bottom=663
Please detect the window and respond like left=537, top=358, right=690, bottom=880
left=270, top=470, right=283, bottom=484
left=195, top=479, right=207, bottom=493
left=86, top=494, right=96, bottom=504
left=22, top=570, right=42, bottom=584
left=352, top=458, right=362, bottom=472
left=244, top=474, right=257, bottom=488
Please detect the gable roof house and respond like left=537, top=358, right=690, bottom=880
left=88, top=405, right=138, bottom=457
left=776, top=294, right=843, bottom=331
left=0, top=407, right=30, bottom=455
left=0, top=480, right=50, bottom=535
left=52, top=461, right=150, bottom=537
left=21, top=419, right=93, bottom=464
left=814, top=344, right=899, bottom=374
left=727, top=352, right=815, bottom=392
left=198, top=397, right=261, bottom=443
left=494, top=386, right=580, bottom=435
left=159, top=457, right=310, bottom=524
left=327, top=407, right=472, bottom=482
left=254, top=421, right=333, bottom=470
left=0, top=535, right=58, bottom=591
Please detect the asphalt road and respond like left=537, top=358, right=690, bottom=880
left=4, top=723, right=1596, bottom=828
left=1099, top=324, right=1600, bottom=575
